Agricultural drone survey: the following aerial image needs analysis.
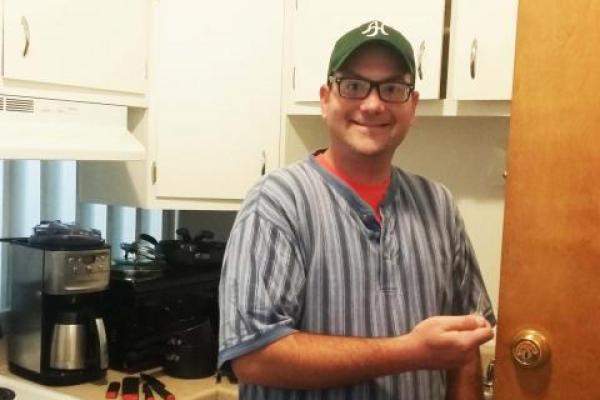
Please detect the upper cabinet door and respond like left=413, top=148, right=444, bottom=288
left=292, top=0, right=445, bottom=102
left=3, top=0, right=147, bottom=94
left=152, top=0, right=283, bottom=201
left=447, top=0, right=519, bottom=100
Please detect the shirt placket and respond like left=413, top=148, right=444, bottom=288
left=378, top=205, right=399, bottom=291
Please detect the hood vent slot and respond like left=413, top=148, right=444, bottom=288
left=5, top=97, right=35, bottom=113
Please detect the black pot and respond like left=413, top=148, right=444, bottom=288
left=158, top=239, right=224, bottom=269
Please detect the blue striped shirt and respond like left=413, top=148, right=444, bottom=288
left=219, top=155, right=495, bottom=400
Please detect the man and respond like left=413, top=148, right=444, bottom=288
left=219, top=20, right=495, bottom=399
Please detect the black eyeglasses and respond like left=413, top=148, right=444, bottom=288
left=328, top=76, right=414, bottom=103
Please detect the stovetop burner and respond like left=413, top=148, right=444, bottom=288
left=0, top=387, right=16, bottom=400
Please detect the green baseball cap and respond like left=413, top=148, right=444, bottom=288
left=327, top=20, right=415, bottom=79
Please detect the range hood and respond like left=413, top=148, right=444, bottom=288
left=0, top=94, right=145, bottom=161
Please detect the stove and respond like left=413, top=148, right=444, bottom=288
left=0, top=388, right=14, bottom=400
left=0, top=374, right=79, bottom=400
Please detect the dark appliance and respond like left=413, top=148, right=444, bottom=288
left=159, top=228, right=225, bottom=270
left=162, top=317, right=217, bottom=378
left=105, top=259, right=220, bottom=374
left=6, top=221, right=110, bottom=386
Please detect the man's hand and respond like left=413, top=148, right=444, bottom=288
left=408, top=315, right=493, bottom=370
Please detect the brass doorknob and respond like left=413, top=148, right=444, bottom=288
left=511, top=329, right=551, bottom=368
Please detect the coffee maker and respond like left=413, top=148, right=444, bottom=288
left=6, top=221, right=110, bottom=386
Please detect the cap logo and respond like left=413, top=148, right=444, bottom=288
left=361, top=21, right=389, bottom=37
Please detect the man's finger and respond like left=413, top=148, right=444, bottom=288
left=443, top=326, right=494, bottom=350
left=437, top=315, right=490, bottom=332
left=468, top=326, right=495, bottom=345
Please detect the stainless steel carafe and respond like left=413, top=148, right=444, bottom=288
left=50, top=320, right=86, bottom=370
left=49, top=315, right=108, bottom=371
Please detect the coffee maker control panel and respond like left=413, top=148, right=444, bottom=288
left=44, top=248, right=110, bottom=295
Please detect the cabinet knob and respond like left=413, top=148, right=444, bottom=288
left=417, top=41, right=426, bottom=81
left=483, top=359, right=495, bottom=399
left=21, top=16, right=31, bottom=57
left=261, top=150, right=266, bottom=176
left=470, top=38, right=478, bottom=79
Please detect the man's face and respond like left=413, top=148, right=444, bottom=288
left=320, top=44, right=419, bottom=161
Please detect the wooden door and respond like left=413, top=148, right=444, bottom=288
left=494, top=1, right=600, bottom=399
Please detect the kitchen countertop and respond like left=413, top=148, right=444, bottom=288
left=0, top=366, right=238, bottom=400
left=0, top=340, right=238, bottom=400
left=0, top=340, right=495, bottom=399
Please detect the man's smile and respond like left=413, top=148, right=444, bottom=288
left=351, top=119, right=390, bottom=128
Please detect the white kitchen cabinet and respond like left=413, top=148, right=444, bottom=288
left=78, top=0, right=283, bottom=210
left=2, top=0, right=147, bottom=96
left=151, top=0, right=282, bottom=203
left=446, top=0, right=519, bottom=100
left=291, top=0, right=446, bottom=102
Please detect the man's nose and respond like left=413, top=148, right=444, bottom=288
left=360, top=87, right=386, bottom=113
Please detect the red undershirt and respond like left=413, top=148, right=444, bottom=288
left=316, top=152, right=390, bottom=224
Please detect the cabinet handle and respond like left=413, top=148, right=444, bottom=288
left=261, top=151, right=266, bottom=176
left=470, top=38, right=478, bottom=79
left=417, top=41, right=425, bottom=80
left=21, top=16, right=31, bottom=58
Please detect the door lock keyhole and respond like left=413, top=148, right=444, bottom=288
left=511, top=330, right=550, bottom=368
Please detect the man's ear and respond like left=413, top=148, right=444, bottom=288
left=319, top=84, right=330, bottom=119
